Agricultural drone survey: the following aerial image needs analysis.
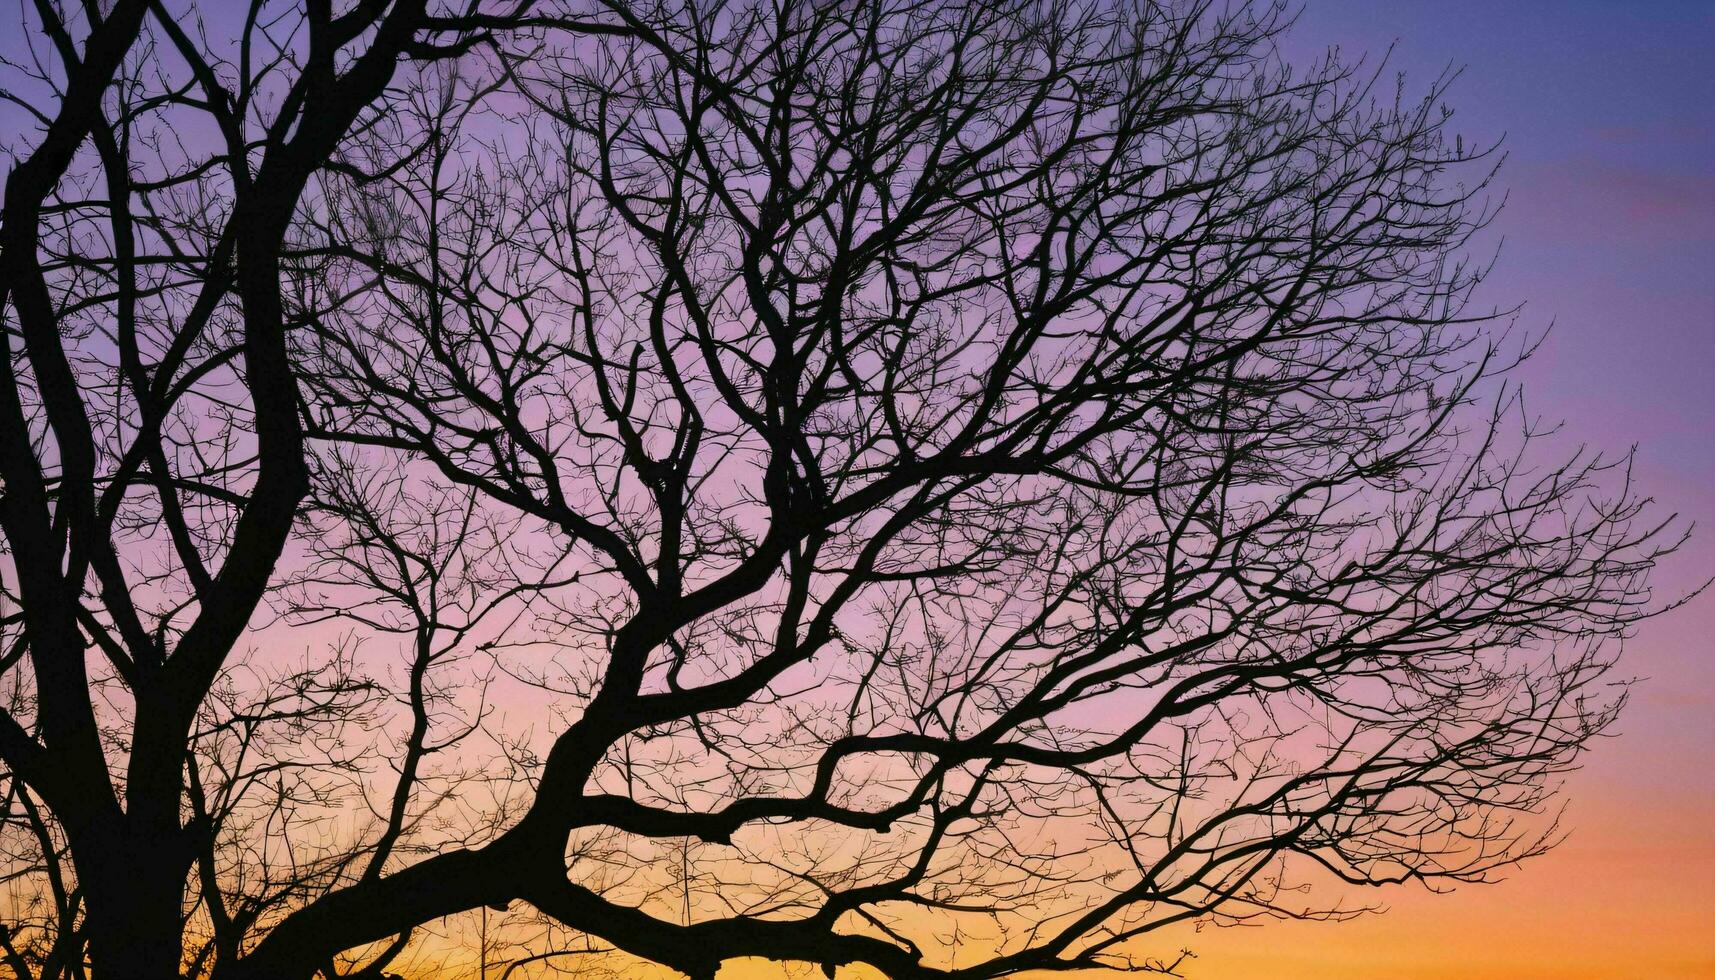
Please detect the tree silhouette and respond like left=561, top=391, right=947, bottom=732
left=0, top=1, right=1687, bottom=978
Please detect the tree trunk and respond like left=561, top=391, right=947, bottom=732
left=80, top=828, right=187, bottom=979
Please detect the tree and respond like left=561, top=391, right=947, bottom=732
left=0, top=0, right=1686, bottom=978
left=0, top=1, right=609, bottom=975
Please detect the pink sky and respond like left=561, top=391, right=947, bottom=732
left=1155, top=2, right=1715, bottom=975
left=1, top=3, right=1707, bottom=977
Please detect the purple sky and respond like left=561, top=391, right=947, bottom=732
left=1287, top=1, right=1713, bottom=469
left=0, top=2, right=1708, bottom=975
left=1190, top=3, right=1715, bottom=974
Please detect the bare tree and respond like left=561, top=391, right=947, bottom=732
left=0, top=0, right=613, bottom=975
left=0, top=0, right=1690, bottom=978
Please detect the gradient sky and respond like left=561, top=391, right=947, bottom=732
left=1114, top=2, right=1715, bottom=977
left=720, top=7, right=1715, bottom=980
left=2, top=2, right=1710, bottom=978
left=222, top=3, right=1715, bottom=976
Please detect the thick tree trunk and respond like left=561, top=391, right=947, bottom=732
left=80, top=828, right=188, bottom=979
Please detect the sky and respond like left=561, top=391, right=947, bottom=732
left=262, top=2, right=1715, bottom=975
left=713, top=5, right=1715, bottom=979
left=1114, top=2, right=1715, bottom=977
left=0, top=1, right=1710, bottom=978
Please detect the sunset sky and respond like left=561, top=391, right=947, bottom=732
left=0, top=2, right=1709, bottom=978
left=1135, top=2, right=1714, bottom=977
left=669, top=6, right=1715, bottom=979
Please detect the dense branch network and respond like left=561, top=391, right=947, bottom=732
left=0, top=1, right=1687, bottom=978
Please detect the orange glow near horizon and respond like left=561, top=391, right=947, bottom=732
left=694, top=621, right=1715, bottom=978
left=711, top=781, right=1715, bottom=980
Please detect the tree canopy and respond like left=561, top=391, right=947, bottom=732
left=0, top=1, right=1685, bottom=978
